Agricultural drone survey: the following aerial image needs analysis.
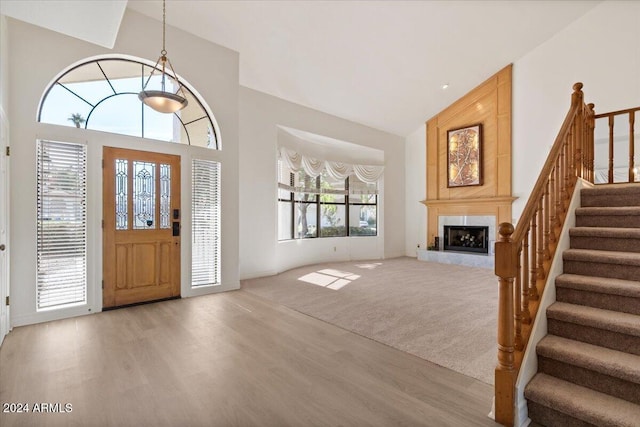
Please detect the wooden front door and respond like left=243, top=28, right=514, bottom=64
left=103, top=147, right=181, bottom=308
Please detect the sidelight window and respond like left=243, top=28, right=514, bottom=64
left=192, top=159, right=221, bottom=287
left=36, top=140, right=87, bottom=310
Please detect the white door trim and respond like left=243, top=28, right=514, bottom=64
left=0, top=106, right=11, bottom=346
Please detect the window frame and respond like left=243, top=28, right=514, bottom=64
left=277, top=163, right=378, bottom=241
left=37, top=56, right=221, bottom=149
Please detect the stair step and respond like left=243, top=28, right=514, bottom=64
left=547, top=302, right=640, bottom=355
left=581, top=183, right=640, bottom=207
left=525, top=373, right=640, bottom=427
left=570, top=226, right=640, bottom=252
left=563, top=249, right=640, bottom=281
left=556, top=274, right=640, bottom=315
left=575, top=206, right=640, bottom=228
left=537, top=335, right=640, bottom=404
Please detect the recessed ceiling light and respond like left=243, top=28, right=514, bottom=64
left=442, top=83, right=449, bottom=90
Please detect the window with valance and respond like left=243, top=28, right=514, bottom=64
left=277, top=147, right=383, bottom=240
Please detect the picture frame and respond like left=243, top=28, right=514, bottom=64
left=447, top=123, right=483, bottom=187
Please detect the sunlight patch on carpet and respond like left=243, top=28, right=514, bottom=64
left=355, top=262, right=383, bottom=270
left=298, top=269, right=360, bottom=290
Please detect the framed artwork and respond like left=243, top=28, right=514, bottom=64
left=447, top=123, right=482, bottom=187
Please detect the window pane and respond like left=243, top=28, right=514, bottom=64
left=98, top=60, right=144, bottom=93
left=295, top=202, right=317, bottom=238
left=180, top=90, right=213, bottom=148
left=133, top=161, right=156, bottom=229
left=278, top=201, right=293, bottom=240
left=351, top=193, right=377, bottom=204
left=37, top=140, right=87, bottom=310
left=59, top=62, right=116, bottom=106
left=142, top=104, right=178, bottom=142
left=320, top=172, right=345, bottom=203
left=39, top=84, right=92, bottom=128
left=294, top=170, right=318, bottom=193
left=115, top=159, right=128, bottom=230
left=278, top=186, right=292, bottom=200
left=349, top=205, right=377, bottom=236
left=320, top=204, right=346, bottom=237
left=192, top=159, right=221, bottom=287
left=159, top=164, right=171, bottom=229
left=349, top=175, right=378, bottom=196
left=295, top=192, right=317, bottom=202
left=89, top=94, right=142, bottom=138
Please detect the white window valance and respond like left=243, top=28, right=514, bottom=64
left=279, top=146, right=384, bottom=183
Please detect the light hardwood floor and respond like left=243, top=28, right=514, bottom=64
left=0, top=290, right=499, bottom=427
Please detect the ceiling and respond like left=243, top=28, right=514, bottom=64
left=2, top=0, right=602, bottom=137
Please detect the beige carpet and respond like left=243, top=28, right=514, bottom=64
left=241, top=257, right=497, bottom=385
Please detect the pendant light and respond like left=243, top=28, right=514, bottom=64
left=138, top=0, right=188, bottom=113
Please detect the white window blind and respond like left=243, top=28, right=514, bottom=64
left=36, top=140, right=87, bottom=310
left=192, top=159, right=221, bottom=287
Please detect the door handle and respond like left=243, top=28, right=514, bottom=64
left=172, top=222, right=180, bottom=237
left=0, top=244, right=5, bottom=251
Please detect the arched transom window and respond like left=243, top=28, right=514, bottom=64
left=38, top=57, right=220, bottom=149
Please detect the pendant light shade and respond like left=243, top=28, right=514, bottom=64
left=139, top=89, right=188, bottom=114
left=139, top=0, right=188, bottom=114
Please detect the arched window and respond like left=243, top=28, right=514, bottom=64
left=38, top=57, right=220, bottom=149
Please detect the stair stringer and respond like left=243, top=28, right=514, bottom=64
left=512, top=178, right=593, bottom=427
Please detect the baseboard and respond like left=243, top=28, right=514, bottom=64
left=516, top=397, right=532, bottom=427
left=12, top=305, right=97, bottom=328
left=239, top=269, right=278, bottom=281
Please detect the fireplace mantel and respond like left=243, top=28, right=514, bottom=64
left=421, top=196, right=517, bottom=208
left=420, top=196, right=517, bottom=244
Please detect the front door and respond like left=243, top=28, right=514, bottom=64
left=103, top=147, right=181, bottom=308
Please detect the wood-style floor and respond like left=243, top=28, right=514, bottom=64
left=0, top=290, right=499, bottom=427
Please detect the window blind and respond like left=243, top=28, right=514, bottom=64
left=192, top=159, right=221, bottom=287
left=36, top=140, right=87, bottom=310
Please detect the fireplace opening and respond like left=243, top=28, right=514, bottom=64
left=443, top=225, right=489, bottom=254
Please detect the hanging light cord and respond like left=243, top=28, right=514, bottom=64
left=141, top=0, right=186, bottom=97
left=161, top=0, right=167, bottom=56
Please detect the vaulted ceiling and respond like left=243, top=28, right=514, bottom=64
left=2, top=0, right=601, bottom=136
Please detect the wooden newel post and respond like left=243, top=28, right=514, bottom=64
left=495, top=222, right=517, bottom=426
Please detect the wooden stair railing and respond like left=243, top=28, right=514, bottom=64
left=493, top=83, right=595, bottom=426
left=595, top=106, right=640, bottom=184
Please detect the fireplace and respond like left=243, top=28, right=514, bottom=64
left=443, top=225, right=489, bottom=254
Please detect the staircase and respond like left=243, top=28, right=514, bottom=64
left=524, top=184, right=640, bottom=426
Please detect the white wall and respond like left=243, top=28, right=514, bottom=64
left=7, top=10, right=240, bottom=326
left=239, top=87, right=405, bottom=280
left=404, top=123, right=427, bottom=256
left=512, top=0, right=640, bottom=222
left=0, top=15, right=8, bottom=113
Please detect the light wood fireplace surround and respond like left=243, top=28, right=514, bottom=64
left=422, top=65, right=516, bottom=247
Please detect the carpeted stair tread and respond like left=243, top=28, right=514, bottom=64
left=581, top=184, right=640, bottom=207
left=575, top=206, right=640, bottom=216
left=563, top=248, right=640, bottom=266
left=556, top=274, right=640, bottom=298
left=570, top=226, right=640, bottom=238
left=582, top=183, right=640, bottom=194
left=525, top=373, right=640, bottom=427
left=569, top=227, right=640, bottom=253
left=547, top=302, right=640, bottom=337
left=537, top=335, right=640, bottom=383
